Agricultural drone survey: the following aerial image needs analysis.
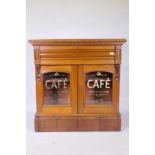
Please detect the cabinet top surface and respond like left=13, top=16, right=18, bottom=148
left=29, top=39, right=126, bottom=46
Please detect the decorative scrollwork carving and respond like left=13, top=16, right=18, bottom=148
left=115, top=64, right=120, bottom=80
left=36, top=65, right=41, bottom=81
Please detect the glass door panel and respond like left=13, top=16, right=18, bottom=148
left=39, top=66, right=77, bottom=114
left=78, top=65, right=117, bottom=114
left=43, top=72, right=70, bottom=105
left=85, top=71, right=112, bottom=105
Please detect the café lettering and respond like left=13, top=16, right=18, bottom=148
left=87, top=78, right=111, bottom=89
left=45, top=78, right=68, bottom=89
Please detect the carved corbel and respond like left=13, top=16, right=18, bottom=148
left=115, top=64, right=120, bottom=80
left=36, top=65, right=41, bottom=81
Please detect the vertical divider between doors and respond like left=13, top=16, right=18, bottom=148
left=77, top=65, right=84, bottom=114
left=76, top=65, right=78, bottom=114
left=77, top=65, right=79, bottom=114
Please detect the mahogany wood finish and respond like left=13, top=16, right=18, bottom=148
left=29, top=39, right=126, bottom=132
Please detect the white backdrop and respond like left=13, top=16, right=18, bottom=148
left=26, top=0, right=129, bottom=155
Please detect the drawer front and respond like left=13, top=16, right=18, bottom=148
left=39, top=46, right=115, bottom=57
left=36, top=46, right=115, bottom=65
left=40, top=51, right=115, bottom=58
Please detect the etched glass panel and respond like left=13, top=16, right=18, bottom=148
left=85, top=71, right=112, bottom=105
left=43, top=72, right=70, bottom=105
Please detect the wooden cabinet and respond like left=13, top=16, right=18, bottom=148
left=29, top=39, right=126, bottom=131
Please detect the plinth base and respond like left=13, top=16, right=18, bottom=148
left=35, top=114, right=121, bottom=132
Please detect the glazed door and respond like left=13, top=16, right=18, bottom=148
left=78, top=65, right=119, bottom=114
left=37, top=65, right=77, bottom=114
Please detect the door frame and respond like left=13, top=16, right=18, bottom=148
left=78, top=65, right=119, bottom=114
left=36, top=65, right=77, bottom=114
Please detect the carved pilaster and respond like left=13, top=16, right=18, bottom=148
left=115, top=45, right=121, bottom=64
left=36, top=65, right=41, bottom=81
left=34, top=46, right=40, bottom=64
left=115, top=64, right=120, bottom=80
